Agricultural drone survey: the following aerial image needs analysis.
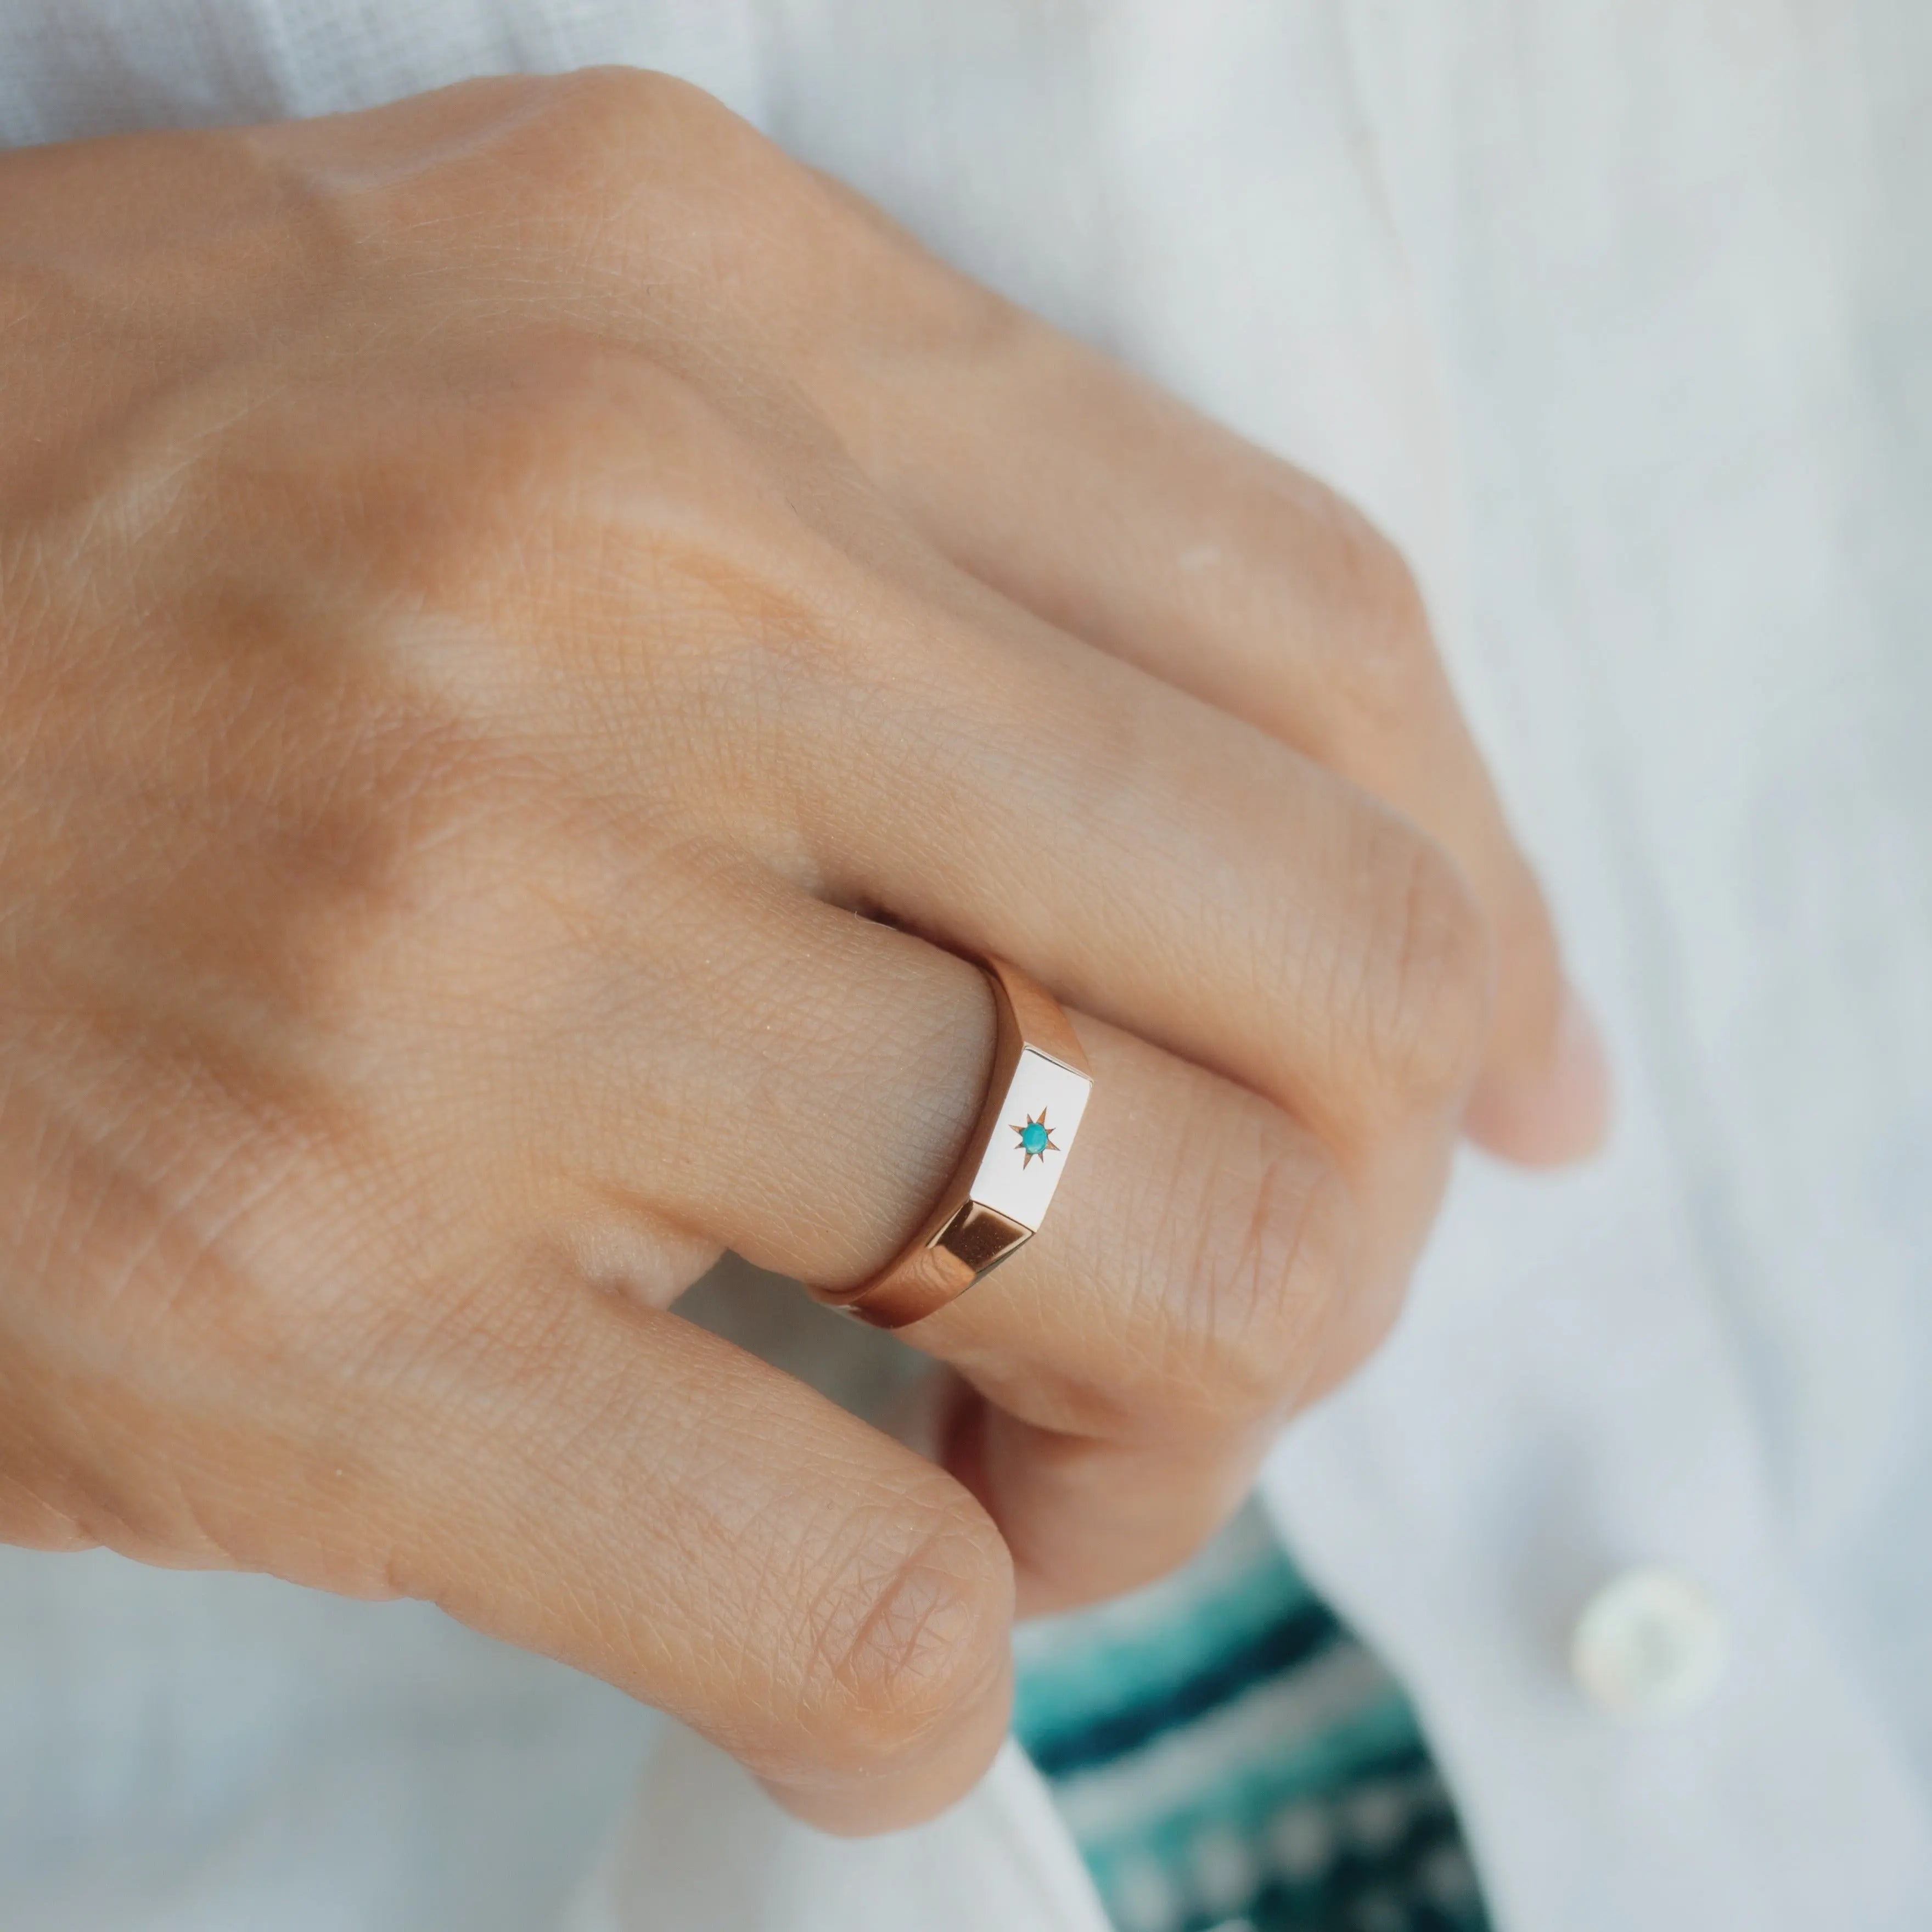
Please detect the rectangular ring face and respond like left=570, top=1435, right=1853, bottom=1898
left=963, top=1046, right=1093, bottom=1234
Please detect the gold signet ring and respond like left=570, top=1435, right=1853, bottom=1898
left=810, top=954, right=1093, bottom=1330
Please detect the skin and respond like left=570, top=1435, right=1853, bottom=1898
left=0, top=70, right=1608, bottom=1834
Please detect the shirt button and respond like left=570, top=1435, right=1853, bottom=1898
left=1569, top=1566, right=1729, bottom=1721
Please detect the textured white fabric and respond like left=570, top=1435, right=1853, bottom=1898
left=2, top=3, right=1929, bottom=1929
left=567, top=1738, right=1112, bottom=1932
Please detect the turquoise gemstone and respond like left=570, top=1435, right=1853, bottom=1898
left=1021, top=1120, right=1051, bottom=1154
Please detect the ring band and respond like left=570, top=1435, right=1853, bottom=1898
left=811, top=953, right=1093, bottom=1330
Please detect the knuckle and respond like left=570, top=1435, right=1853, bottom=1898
left=539, top=63, right=740, bottom=162
left=518, top=66, right=792, bottom=256
left=1321, top=512, right=1437, bottom=741
left=443, top=67, right=729, bottom=205
left=788, top=1489, right=1012, bottom=1776
left=1354, top=825, right=1495, bottom=1108
left=1153, top=1116, right=1357, bottom=1437
left=544, top=60, right=688, bottom=116
left=516, top=70, right=920, bottom=358
left=325, top=69, right=793, bottom=288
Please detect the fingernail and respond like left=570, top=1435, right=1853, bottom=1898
left=1465, top=983, right=1611, bottom=1166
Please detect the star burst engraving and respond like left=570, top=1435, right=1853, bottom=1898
left=1010, top=1108, right=1060, bottom=1169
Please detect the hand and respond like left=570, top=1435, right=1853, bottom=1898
left=0, top=71, right=1605, bottom=1833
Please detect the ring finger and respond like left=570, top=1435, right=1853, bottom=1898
left=529, top=871, right=1381, bottom=1614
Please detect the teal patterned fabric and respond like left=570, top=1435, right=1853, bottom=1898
left=1012, top=1506, right=1491, bottom=1932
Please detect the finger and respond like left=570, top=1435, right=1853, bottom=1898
left=916, top=1012, right=1368, bottom=1615
left=751, top=603, right=1468, bottom=1422
left=549, top=879, right=1381, bottom=1613
left=130, top=1238, right=1014, bottom=1836
left=815, top=315, right=1609, bottom=1164
left=784, top=571, right=1496, bottom=1176
left=383, top=1266, right=1017, bottom=1834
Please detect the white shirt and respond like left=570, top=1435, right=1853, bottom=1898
left=1, top=5, right=1928, bottom=1929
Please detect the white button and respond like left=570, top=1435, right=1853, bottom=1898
left=1570, top=1565, right=1729, bottom=1721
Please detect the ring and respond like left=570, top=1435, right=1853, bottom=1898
left=811, top=953, right=1093, bottom=1329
